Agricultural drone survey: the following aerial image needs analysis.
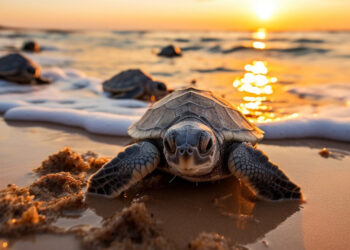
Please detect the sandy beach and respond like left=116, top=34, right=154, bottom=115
left=1, top=11, right=350, bottom=248
left=1, top=117, right=349, bottom=249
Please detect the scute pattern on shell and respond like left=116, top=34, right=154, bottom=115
left=128, top=88, right=264, bottom=143
left=102, top=69, right=152, bottom=94
left=0, top=53, right=28, bottom=75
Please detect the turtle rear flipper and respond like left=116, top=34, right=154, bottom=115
left=87, top=141, right=160, bottom=198
left=228, top=143, right=302, bottom=201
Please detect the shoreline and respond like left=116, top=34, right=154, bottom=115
left=1, top=117, right=350, bottom=249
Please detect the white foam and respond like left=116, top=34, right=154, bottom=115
left=4, top=106, right=139, bottom=136
left=1, top=67, right=350, bottom=141
left=0, top=68, right=148, bottom=136
left=259, top=105, right=350, bottom=141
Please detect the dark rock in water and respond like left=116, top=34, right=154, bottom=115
left=0, top=53, right=51, bottom=84
left=22, top=41, right=41, bottom=53
left=158, top=45, right=182, bottom=58
left=102, top=69, right=169, bottom=101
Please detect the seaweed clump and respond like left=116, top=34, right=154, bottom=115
left=76, top=202, right=174, bottom=250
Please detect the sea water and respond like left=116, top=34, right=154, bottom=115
left=0, top=28, right=349, bottom=141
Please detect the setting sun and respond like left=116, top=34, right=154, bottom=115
left=254, top=0, right=276, bottom=20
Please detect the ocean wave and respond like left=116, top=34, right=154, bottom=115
left=293, top=38, right=324, bottom=44
left=287, top=84, right=350, bottom=102
left=220, top=45, right=330, bottom=55
left=200, top=37, right=222, bottom=42
left=259, top=106, right=350, bottom=142
left=1, top=68, right=349, bottom=142
left=192, top=67, right=239, bottom=73
left=180, top=46, right=203, bottom=51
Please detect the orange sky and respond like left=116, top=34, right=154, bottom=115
left=1, top=0, right=349, bottom=31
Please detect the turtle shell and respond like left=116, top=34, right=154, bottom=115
left=0, top=53, right=29, bottom=76
left=102, top=69, right=152, bottom=94
left=128, top=88, right=264, bottom=143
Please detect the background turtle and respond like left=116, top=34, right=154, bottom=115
left=0, top=53, right=50, bottom=84
left=87, top=88, right=302, bottom=201
left=102, top=69, right=168, bottom=101
left=22, top=40, right=41, bottom=53
left=158, top=45, right=182, bottom=57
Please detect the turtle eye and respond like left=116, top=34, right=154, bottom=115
left=164, top=133, right=176, bottom=154
left=27, top=67, right=36, bottom=75
left=157, top=82, right=166, bottom=91
left=199, top=132, right=213, bottom=154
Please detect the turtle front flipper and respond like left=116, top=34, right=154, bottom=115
left=111, top=87, right=144, bottom=99
left=87, top=141, right=160, bottom=198
left=228, top=143, right=302, bottom=201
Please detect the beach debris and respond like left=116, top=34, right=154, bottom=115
left=157, top=45, right=182, bottom=58
left=22, top=40, right=41, bottom=52
left=319, top=148, right=331, bottom=158
left=190, top=79, right=197, bottom=85
left=102, top=69, right=169, bottom=101
left=262, top=240, right=269, bottom=247
left=0, top=53, right=51, bottom=84
left=76, top=202, right=174, bottom=250
left=87, top=88, right=302, bottom=201
left=189, top=232, right=247, bottom=250
left=34, top=147, right=110, bottom=175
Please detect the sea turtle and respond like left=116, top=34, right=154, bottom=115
left=158, top=45, right=182, bottom=58
left=87, top=88, right=302, bottom=201
left=102, top=69, right=168, bottom=101
left=22, top=40, right=41, bottom=53
left=0, top=53, right=50, bottom=84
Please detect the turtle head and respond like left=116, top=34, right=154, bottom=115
left=163, top=120, right=220, bottom=177
left=21, top=62, right=40, bottom=82
left=147, top=81, right=168, bottom=100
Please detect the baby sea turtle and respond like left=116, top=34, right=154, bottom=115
left=22, top=40, right=41, bottom=53
left=87, top=88, right=302, bottom=201
left=102, top=69, right=168, bottom=101
left=0, top=53, right=50, bottom=84
left=158, top=45, right=182, bottom=58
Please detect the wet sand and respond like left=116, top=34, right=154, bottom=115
left=0, top=118, right=350, bottom=249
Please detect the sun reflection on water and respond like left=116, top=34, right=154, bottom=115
left=232, top=28, right=301, bottom=123
left=252, top=41, right=266, bottom=49
left=233, top=60, right=276, bottom=95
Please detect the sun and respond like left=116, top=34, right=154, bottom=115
left=254, top=0, right=276, bottom=20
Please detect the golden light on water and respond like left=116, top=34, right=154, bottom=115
left=254, top=0, right=276, bottom=20
left=252, top=28, right=267, bottom=40
left=233, top=57, right=282, bottom=122
left=252, top=41, right=266, bottom=49
left=233, top=61, right=276, bottom=95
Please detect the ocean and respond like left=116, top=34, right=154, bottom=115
left=0, top=28, right=349, bottom=141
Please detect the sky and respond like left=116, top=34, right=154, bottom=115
left=1, top=0, right=350, bottom=31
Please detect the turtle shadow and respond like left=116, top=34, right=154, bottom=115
left=86, top=173, right=301, bottom=248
